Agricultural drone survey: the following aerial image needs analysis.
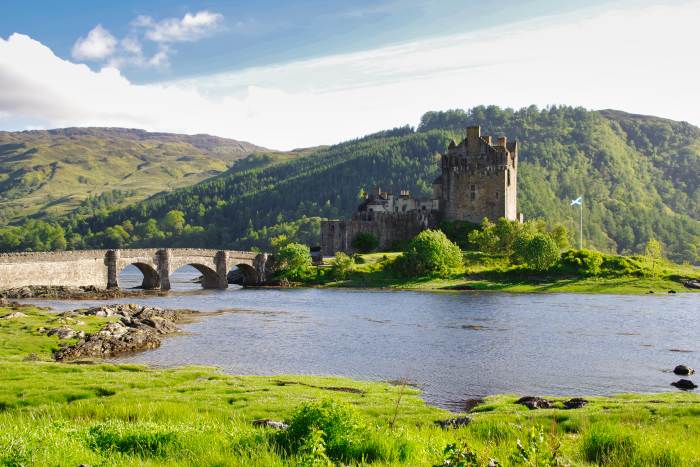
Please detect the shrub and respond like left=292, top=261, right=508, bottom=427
left=395, top=229, right=462, bottom=277
left=330, top=252, right=354, bottom=280
left=351, top=232, right=379, bottom=253
left=560, top=249, right=604, bottom=276
left=275, top=243, right=312, bottom=281
left=280, top=400, right=368, bottom=463
left=516, top=233, right=560, bottom=271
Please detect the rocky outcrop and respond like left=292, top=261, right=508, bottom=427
left=53, top=304, right=195, bottom=361
left=516, top=396, right=553, bottom=410
left=673, top=365, right=695, bottom=376
left=563, top=398, right=588, bottom=409
left=0, top=311, right=27, bottom=319
left=683, top=279, right=700, bottom=290
left=0, top=285, right=156, bottom=300
left=252, top=419, right=289, bottom=430
left=671, top=379, right=697, bottom=390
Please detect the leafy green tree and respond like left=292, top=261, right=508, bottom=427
left=644, top=238, right=663, bottom=277
left=397, top=229, right=462, bottom=276
left=519, top=233, right=560, bottom=271
left=351, top=232, right=379, bottom=253
left=275, top=242, right=313, bottom=280
left=160, top=210, right=186, bottom=235
left=330, top=252, right=354, bottom=280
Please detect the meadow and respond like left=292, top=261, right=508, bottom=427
left=0, top=304, right=698, bottom=466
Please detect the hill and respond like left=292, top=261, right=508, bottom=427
left=2, top=106, right=699, bottom=263
left=0, top=127, right=267, bottom=222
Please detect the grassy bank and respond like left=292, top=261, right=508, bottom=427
left=313, top=252, right=700, bottom=294
left=1, top=304, right=699, bottom=466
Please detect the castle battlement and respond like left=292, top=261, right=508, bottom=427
left=320, top=125, right=521, bottom=255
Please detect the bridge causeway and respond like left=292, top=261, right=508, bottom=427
left=0, top=248, right=271, bottom=290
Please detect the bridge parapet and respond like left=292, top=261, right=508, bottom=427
left=0, top=248, right=272, bottom=291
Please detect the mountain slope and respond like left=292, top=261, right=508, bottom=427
left=4, top=107, right=700, bottom=262
left=0, top=127, right=267, bottom=222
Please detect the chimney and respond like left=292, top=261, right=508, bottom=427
left=497, top=136, right=507, bottom=147
left=467, top=126, right=480, bottom=154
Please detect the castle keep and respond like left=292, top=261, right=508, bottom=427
left=320, top=126, right=521, bottom=255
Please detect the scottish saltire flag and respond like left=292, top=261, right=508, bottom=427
left=570, top=196, right=582, bottom=206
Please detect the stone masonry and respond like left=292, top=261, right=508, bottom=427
left=0, top=248, right=272, bottom=290
left=321, top=125, right=522, bottom=255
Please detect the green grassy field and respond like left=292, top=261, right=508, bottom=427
left=317, top=252, right=700, bottom=295
left=1, top=304, right=699, bottom=466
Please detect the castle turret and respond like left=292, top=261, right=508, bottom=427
left=439, top=126, right=518, bottom=223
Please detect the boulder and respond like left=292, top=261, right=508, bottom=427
left=435, top=416, right=472, bottom=429
left=673, top=365, right=695, bottom=376
left=1, top=311, right=27, bottom=319
left=516, top=396, right=553, bottom=410
left=683, top=279, right=700, bottom=290
left=47, top=326, right=77, bottom=339
left=252, top=419, right=288, bottom=430
left=671, top=379, right=698, bottom=390
left=563, top=398, right=588, bottom=409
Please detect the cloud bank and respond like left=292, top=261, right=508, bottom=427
left=2, top=1, right=700, bottom=150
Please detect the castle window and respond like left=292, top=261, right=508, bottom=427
left=507, top=170, right=511, bottom=187
left=470, top=184, right=476, bottom=201
left=495, top=191, right=499, bottom=199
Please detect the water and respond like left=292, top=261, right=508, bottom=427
left=35, top=265, right=699, bottom=408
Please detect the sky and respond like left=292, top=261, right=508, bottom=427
left=1, top=0, right=699, bottom=150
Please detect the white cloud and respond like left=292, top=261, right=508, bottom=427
left=71, top=24, right=117, bottom=60
left=2, top=1, right=700, bottom=150
left=138, top=11, right=224, bottom=43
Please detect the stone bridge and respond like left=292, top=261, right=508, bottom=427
left=0, top=249, right=272, bottom=290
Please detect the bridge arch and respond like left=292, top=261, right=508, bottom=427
left=229, top=263, right=259, bottom=286
left=119, top=262, right=160, bottom=289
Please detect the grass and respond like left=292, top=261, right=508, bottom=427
left=1, top=304, right=699, bottom=465
left=317, top=251, right=700, bottom=295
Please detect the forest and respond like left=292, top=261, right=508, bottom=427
left=1, top=106, right=698, bottom=263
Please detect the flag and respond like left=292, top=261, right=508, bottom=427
left=570, top=196, right=582, bottom=206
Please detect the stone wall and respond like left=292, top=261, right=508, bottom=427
left=0, top=249, right=270, bottom=290
left=321, top=211, right=437, bottom=255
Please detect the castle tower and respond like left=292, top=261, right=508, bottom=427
left=438, top=125, right=518, bottom=223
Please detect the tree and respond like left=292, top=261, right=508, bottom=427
left=275, top=242, right=312, bottom=281
left=396, top=229, right=462, bottom=277
left=520, top=233, right=560, bottom=271
left=644, top=238, right=663, bottom=277
left=160, top=210, right=186, bottom=235
left=330, top=252, right=354, bottom=280
left=351, top=232, right=379, bottom=253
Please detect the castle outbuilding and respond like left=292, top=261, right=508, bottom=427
left=320, top=126, right=521, bottom=256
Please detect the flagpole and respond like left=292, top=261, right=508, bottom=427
left=579, top=198, right=583, bottom=250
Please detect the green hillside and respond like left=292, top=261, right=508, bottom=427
left=0, top=127, right=267, bottom=223
left=3, top=106, right=699, bottom=262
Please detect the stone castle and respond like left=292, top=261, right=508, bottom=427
left=321, top=126, right=521, bottom=255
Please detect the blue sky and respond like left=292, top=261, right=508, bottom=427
left=1, top=0, right=605, bottom=82
left=1, top=0, right=699, bottom=149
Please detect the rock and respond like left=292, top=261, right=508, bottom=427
left=516, top=396, right=553, bottom=410
left=252, top=419, right=288, bottom=430
left=47, top=326, right=77, bottom=339
left=563, top=398, right=588, bottom=409
left=435, top=416, right=471, bottom=429
left=0, top=311, right=27, bottom=319
left=52, top=304, right=192, bottom=361
left=668, top=290, right=676, bottom=294
left=673, top=365, right=695, bottom=376
left=671, top=379, right=698, bottom=390
left=683, top=279, right=700, bottom=290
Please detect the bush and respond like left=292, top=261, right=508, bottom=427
left=330, top=252, right=354, bottom=280
left=351, top=232, right=379, bottom=253
left=395, top=229, right=462, bottom=277
left=515, top=233, right=560, bottom=271
left=560, top=249, right=604, bottom=276
left=275, top=243, right=312, bottom=281
left=280, top=400, right=367, bottom=463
